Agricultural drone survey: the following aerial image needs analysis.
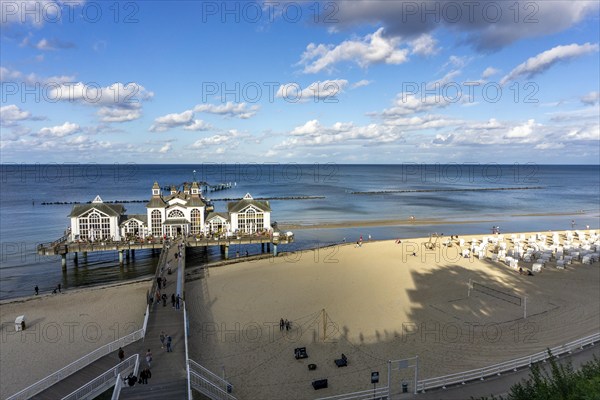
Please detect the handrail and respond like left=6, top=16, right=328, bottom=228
left=7, top=328, right=145, bottom=400
left=189, top=370, right=237, bottom=400
left=187, top=358, right=235, bottom=399
left=62, top=354, right=139, bottom=400
left=184, top=302, right=192, bottom=400
left=316, top=386, right=389, bottom=400
left=417, top=332, right=599, bottom=392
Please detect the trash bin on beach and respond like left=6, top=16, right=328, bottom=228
left=15, top=315, right=25, bottom=331
left=402, top=382, right=408, bottom=393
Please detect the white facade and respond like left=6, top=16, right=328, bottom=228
left=69, top=196, right=123, bottom=241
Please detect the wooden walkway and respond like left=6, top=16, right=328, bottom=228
left=32, top=241, right=188, bottom=399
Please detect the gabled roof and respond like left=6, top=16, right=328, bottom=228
left=120, top=214, right=148, bottom=225
left=186, top=196, right=205, bottom=207
left=206, top=212, right=229, bottom=222
left=146, top=197, right=167, bottom=208
left=227, top=194, right=271, bottom=213
left=69, top=203, right=125, bottom=218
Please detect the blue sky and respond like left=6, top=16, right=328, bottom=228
left=1, top=0, right=599, bottom=163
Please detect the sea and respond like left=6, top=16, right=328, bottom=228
left=1, top=163, right=599, bottom=300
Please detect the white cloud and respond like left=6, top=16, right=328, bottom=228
left=481, top=67, right=500, bottom=79
left=48, top=82, right=153, bottom=104
left=276, top=80, right=348, bottom=102
left=581, top=91, right=599, bottom=105
left=149, top=110, right=193, bottom=132
left=410, top=34, right=438, bottom=56
left=47, top=82, right=153, bottom=123
left=194, top=102, right=259, bottom=119
left=380, top=93, right=452, bottom=117
left=97, top=107, right=141, bottom=123
left=500, top=43, right=599, bottom=85
left=0, top=66, right=75, bottom=85
left=150, top=110, right=212, bottom=132
left=183, top=119, right=211, bottom=131
left=504, top=119, right=538, bottom=139
left=352, top=79, right=372, bottom=89
left=190, top=130, right=244, bottom=148
left=38, top=121, right=80, bottom=137
left=159, top=143, right=172, bottom=153
left=298, top=28, right=409, bottom=74
left=277, top=119, right=403, bottom=149
left=0, top=105, right=31, bottom=125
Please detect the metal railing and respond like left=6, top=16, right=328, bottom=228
left=7, top=328, right=145, bottom=400
left=188, top=359, right=237, bottom=400
left=317, top=387, right=389, bottom=400
left=417, top=332, right=599, bottom=392
left=184, top=302, right=192, bottom=400
left=61, top=354, right=139, bottom=400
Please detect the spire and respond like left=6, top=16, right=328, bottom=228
left=152, top=182, right=160, bottom=197
left=191, top=181, right=199, bottom=195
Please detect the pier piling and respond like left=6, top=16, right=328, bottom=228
left=273, top=244, right=278, bottom=257
left=61, top=254, right=67, bottom=270
left=73, top=252, right=78, bottom=264
left=118, top=250, right=124, bottom=265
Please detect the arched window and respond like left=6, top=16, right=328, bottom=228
left=168, top=209, right=184, bottom=218
left=79, top=210, right=111, bottom=240
left=151, top=210, right=162, bottom=236
left=190, top=209, right=202, bottom=234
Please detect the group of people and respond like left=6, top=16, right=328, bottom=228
left=34, top=283, right=62, bottom=295
left=279, top=318, right=292, bottom=331
left=119, top=347, right=152, bottom=386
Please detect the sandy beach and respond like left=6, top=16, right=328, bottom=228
left=0, top=280, right=149, bottom=399
left=186, top=230, right=600, bottom=399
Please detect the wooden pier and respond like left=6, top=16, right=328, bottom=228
left=37, top=233, right=294, bottom=267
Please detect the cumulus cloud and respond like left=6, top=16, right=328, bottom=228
left=276, top=119, right=403, bottom=149
left=503, top=119, right=538, bottom=139
left=0, top=104, right=34, bottom=126
left=194, top=102, right=259, bottom=119
left=581, top=91, right=599, bottom=105
left=481, top=67, right=500, bottom=79
left=319, top=1, right=598, bottom=50
left=159, top=143, right=172, bottom=153
left=500, top=43, right=599, bottom=85
left=97, top=107, right=141, bottom=123
left=38, top=121, right=80, bottom=137
left=298, top=28, right=409, bottom=73
left=190, top=130, right=244, bottom=148
left=380, top=93, right=452, bottom=117
left=149, top=110, right=212, bottom=132
left=276, top=79, right=348, bottom=102
left=47, top=82, right=153, bottom=123
left=409, top=34, right=438, bottom=56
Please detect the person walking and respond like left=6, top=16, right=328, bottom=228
left=279, top=318, right=284, bottom=331
left=166, top=334, right=172, bottom=352
left=175, top=294, right=181, bottom=310
left=145, top=349, right=152, bottom=368
left=171, top=293, right=176, bottom=308
left=118, top=347, right=124, bottom=363
left=160, top=331, right=165, bottom=349
left=34, top=285, right=39, bottom=295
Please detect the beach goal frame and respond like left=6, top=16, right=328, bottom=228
left=468, top=278, right=528, bottom=319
